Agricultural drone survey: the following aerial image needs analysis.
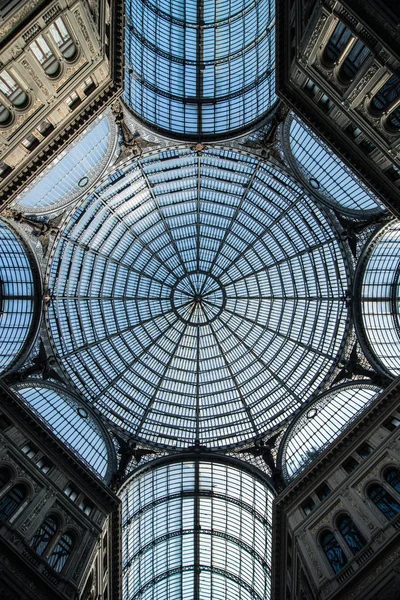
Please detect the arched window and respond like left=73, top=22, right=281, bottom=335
left=368, top=484, right=400, bottom=520
left=30, top=516, right=58, bottom=556
left=0, top=72, right=28, bottom=108
left=0, top=103, right=11, bottom=125
left=323, top=22, right=352, bottom=66
left=370, top=75, right=400, bottom=113
left=47, top=532, right=74, bottom=572
left=387, top=107, right=400, bottom=129
left=385, top=468, right=400, bottom=493
left=30, top=36, right=60, bottom=77
left=49, top=18, right=77, bottom=61
left=320, top=530, right=348, bottom=573
left=0, top=484, right=27, bottom=520
left=339, top=40, right=370, bottom=83
left=337, top=515, right=366, bottom=555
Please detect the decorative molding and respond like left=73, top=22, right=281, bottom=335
left=20, top=59, right=51, bottom=98
left=0, top=0, right=37, bottom=38
left=20, top=490, right=53, bottom=533
left=74, top=10, right=95, bottom=55
left=298, top=531, right=323, bottom=579
left=303, top=15, right=328, bottom=63
left=347, top=63, right=380, bottom=104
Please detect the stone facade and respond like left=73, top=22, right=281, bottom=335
left=276, top=0, right=400, bottom=217
left=0, top=379, right=121, bottom=600
left=273, top=378, right=400, bottom=600
left=0, top=0, right=123, bottom=206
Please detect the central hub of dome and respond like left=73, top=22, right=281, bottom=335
left=171, top=272, right=226, bottom=326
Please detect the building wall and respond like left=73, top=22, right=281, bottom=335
left=0, top=0, right=123, bottom=206
left=276, top=0, right=400, bottom=217
left=273, top=379, right=400, bottom=600
left=0, top=380, right=121, bottom=600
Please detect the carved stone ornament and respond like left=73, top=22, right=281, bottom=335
left=345, top=545, right=400, bottom=600
left=74, top=10, right=95, bottom=55
left=342, top=489, right=375, bottom=530
left=347, top=63, right=380, bottom=104
left=6, top=96, right=43, bottom=139
left=310, top=500, right=345, bottom=535
left=20, top=60, right=51, bottom=98
left=303, top=14, right=328, bottom=63
left=0, top=0, right=37, bottom=38
left=20, top=490, right=53, bottom=533
left=299, top=531, right=323, bottom=579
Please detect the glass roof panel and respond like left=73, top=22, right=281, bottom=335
left=124, top=0, right=276, bottom=139
left=358, top=220, right=400, bottom=376
left=281, top=382, right=382, bottom=482
left=46, top=148, right=350, bottom=449
left=13, top=113, right=116, bottom=214
left=13, top=382, right=112, bottom=480
left=0, top=220, right=36, bottom=373
left=286, top=114, right=383, bottom=215
left=121, top=457, right=273, bottom=600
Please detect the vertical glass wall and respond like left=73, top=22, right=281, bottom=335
left=124, top=0, right=277, bottom=139
left=356, top=220, right=400, bottom=376
left=121, top=455, right=274, bottom=600
left=12, top=112, right=117, bottom=214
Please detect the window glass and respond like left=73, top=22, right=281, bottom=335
left=337, top=515, right=366, bottom=555
left=30, top=516, right=58, bottom=556
left=320, top=531, right=347, bottom=573
left=368, top=484, right=400, bottom=520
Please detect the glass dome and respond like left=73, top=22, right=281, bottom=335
left=13, top=112, right=117, bottom=214
left=124, top=0, right=276, bottom=140
left=0, top=220, right=38, bottom=374
left=280, top=382, right=382, bottom=482
left=120, top=455, right=274, bottom=600
left=13, top=381, right=114, bottom=481
left=284, top=114, right=383, bottom=215
left=46, top=148, right=350, bottom=449
left=356, top=220, right=400, bottom=376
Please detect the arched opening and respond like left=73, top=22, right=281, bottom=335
left=30, top=516, right=58, bottom=556
left=337, top=514, right=366, bottom=555
left=368, top=484, right=400, bottom=520
left=320, top=530, right=348, bottom=573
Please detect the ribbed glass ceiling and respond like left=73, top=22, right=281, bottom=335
left=124, top=0, right=276, bottom=139
left=281, top=382, right=382, bottom=482
left=13, top=382, right=112, bottom=481
left=13, top=113, right=115, bottom=214
left=285, top=114, right=383, bottom=215
left=121, top=457, right=274, bottom=600
left=46, top=148, right=350, bottom=449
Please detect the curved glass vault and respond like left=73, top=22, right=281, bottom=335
left=46, top=148, right=350, bottom=449
left=0, top=220, right=38, bottom=374
left=124, top=0, right=276, bottom=139
left=121, top=455, right=274, bottom=600
left=13, top=381, right=115, bottom=481
left=12, top=112, right=117, bottom=214
left=284, top=114, right=383, bottom=215
left=280, top=382, right=382, bottom=482
left=357, top=220, right=400, bottom=376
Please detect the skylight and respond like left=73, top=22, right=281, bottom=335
left=46, top=147, right=350, bottom=449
